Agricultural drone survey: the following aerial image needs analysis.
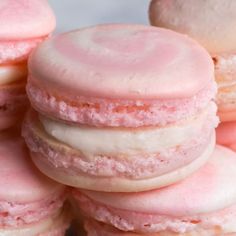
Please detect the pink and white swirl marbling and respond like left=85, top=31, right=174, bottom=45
left=29, top=24, right=214, bottom=100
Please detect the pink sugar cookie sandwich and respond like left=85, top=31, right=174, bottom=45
left=0, top=132, right=70, bottom=235
left=0, top=0, right=55, bottom=129
left=74, top=146, right=236, bottom=235
left=216, top=121, right=236, bottom=151
left=149, top=0, right=236, bottom=122
left=23, top=24, right=217, bottom=192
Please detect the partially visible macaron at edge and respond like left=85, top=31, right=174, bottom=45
left=149, top=0, right=236, bottom=123
left=0, top=131, right=71, bottom=235
left=0, top=0, right=56, bottom=130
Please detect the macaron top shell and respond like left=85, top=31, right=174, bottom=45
left=149, top=0, right=236, bottom=54
left=81, top=145, right=236, bottom=217
left=0, top=132, right=64, bottom=203
left=0, top=0, right=55, bottom=39
left=29, top=24, right=213, bottom=100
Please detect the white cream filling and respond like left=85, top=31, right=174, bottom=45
left=40, top=107, right=211, bottom=157
left=0, top=64, right=27, bottom=85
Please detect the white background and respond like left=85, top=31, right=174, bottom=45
left=48, top=0, right=150, bottom=32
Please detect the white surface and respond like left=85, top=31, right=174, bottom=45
left=48, top=0, right=150, bottom=32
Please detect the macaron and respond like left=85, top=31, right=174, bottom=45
left=216, top=121, right=236, bottom=151
left=149, top=0, right=236, bottom=122
left=73, top=145, right=236, bottom=235
left=0, top=131, right=70, bottom=235
left=0, top=0, right=55, bottom=130
left=23, top=24, right=217, bottom=192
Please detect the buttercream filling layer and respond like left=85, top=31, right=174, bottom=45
left=74, top=192, right=236, bottom=234
left=27, top=81, right=216, bottom=127
left=0, top=64, right=27, bottom=85
left=39, top=104, right=217, bottom=156
left=23, top=110, right=215, bottom=179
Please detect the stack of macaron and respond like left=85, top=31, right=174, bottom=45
left=0, top=0, right=56, bottom=130
left=149, top=0, right=236, bottom=152
left=0, top=0, right=72, bottom=235
left=21, top=23, right=222, bottom=235
left=2, top=0, right=236, bottom=235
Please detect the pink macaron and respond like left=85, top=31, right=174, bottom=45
left=23, top=24, right=217, bottom=192
left=0, top=131, right=70, bottom=235
left=149, top=0, right=236, bottom=123
left=73, top=145, right=236, bottom=235
left=0, top=0, right=55, bottom=130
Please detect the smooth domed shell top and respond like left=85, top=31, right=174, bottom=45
left=0, top=132, right=64, bottom=203
left=81, top=145, right=236, bottom=216
left=29, top=24, right=214, bottom=100
left=149, top=0, right=236, bottom=54
left=0, top=0, right=55, bottom=39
